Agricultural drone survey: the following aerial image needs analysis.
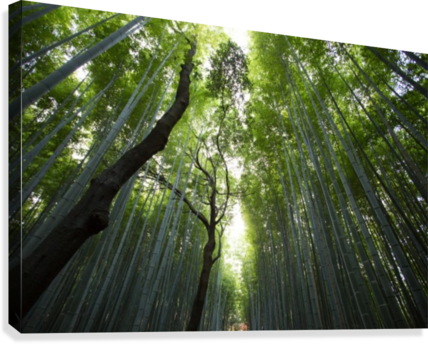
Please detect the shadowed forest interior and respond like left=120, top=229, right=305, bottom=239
left=8, top=1, right=427, bottom=332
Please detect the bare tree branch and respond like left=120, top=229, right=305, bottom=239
left=212, top=223, right=225, bottom=264
left=195, top=146, right=214, bottom=185
left=147, top=166, right=210, bottom=229
left=214, top=114, right=231, bottom=225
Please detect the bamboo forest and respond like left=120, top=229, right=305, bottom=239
left=8, top=1, right=428, bottom=333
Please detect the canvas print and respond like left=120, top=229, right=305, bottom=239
left=8, top=1, right=427, bottom=333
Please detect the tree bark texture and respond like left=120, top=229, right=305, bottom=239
left=186, top=233, right=215, bottom=331
left=9, top=41, right=196, bottom=331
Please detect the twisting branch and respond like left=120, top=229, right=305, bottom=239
left=214, top=111, right=231, bottom=225
left=216, top=188, right=253, bottom=197
left=195, top=146, right=215, bottom=185
left=187, top=39, right=249, bottom=331
left=212, top=223, right=226, bottom=264
left=146, top=167, right=210, bottom=229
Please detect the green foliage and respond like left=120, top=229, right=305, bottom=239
left=207, top=40, right=251, bottom=104
left=9, top=1, right=427, bottom=332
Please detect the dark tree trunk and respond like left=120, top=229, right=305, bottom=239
left=186, top=234, right=215, bottom=331
left=9, top=41, right=196, bottom=331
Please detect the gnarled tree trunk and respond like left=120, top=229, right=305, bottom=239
left=9, top=40, right=196, bottom=331
left=186, top=232, right=216, bottom=331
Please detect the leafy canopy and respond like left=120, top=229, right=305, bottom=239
left=207, top=40, right=251, bottom=106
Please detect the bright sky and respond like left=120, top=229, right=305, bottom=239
left=224, top=202, right=247, bottom=275
left=225, top=27, right=250, bottom=53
